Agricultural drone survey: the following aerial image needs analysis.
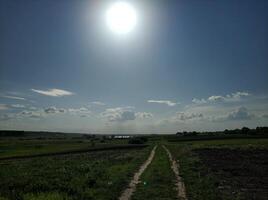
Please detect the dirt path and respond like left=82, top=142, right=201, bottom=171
left=119, top=145, right=157, bottom=200
left=163, top=145, right=187, bottom=200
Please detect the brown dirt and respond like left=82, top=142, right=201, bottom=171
left=195, top=148, right=268, bottom=200
left=163, top=145, right=187, bottom=200
left=119, top=145, right=157, bottom=200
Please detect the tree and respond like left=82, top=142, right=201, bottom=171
left=241, top=127, right=250, bottom=134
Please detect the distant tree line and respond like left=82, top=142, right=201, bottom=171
left=0, top=130, right=73, bottom=138
left=0, top=130, right=25, bottom=137
left=176, top=127, right=268, bottom=137
left=128, top=136, right=148, bottom=144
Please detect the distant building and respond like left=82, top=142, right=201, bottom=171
left=113, top=135, right=132, bottom=139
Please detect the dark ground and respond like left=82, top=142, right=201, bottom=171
left=195, top=148, right=268, bottom=200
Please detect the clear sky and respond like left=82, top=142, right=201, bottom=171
left=0, top=0, right=268, bottom=134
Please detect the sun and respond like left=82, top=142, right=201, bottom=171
left=106, top=2, right=137, bottom=35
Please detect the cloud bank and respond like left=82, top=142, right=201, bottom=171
left=101, top=107, right=135, bottom=122
left=226, top=106, right=254, bottom=121
left=175, top=112, right=204, bottom=121
left=192, top=91, right=250, bottom=104
left=101, top=107, right=153, bottom=122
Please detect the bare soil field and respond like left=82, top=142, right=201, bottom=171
left=195, top=148, right=268, bottom=200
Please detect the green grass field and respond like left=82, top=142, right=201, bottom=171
left=174, top=137, right=268, bottom=148
left=0, top=138, right=129, bottom=159
left=0, top=146, right=151, bottom=200
left=0, top=134, right=267, bottom=200
left=132, top=146, right=177, bottom=200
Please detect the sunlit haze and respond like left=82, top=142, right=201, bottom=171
left=106, top=2, right=137, bottom=34
left=0, top=0, right=268, bottom=134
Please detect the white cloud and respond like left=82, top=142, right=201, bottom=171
left=226, top=106, right=254, bottom=120
left=208, top=95, right=225, bottom=102
left=147, top=100, right=178, bottom=106
left=101, top=107, right=136, bottom=122
left=19, top=110, right=43, bottom=119
left=193, top=91, right=250, bottom=105
left=101, top=107, right=153, bottom=122
left=58, top=108, right=66, bottom=113
left=208, top=91, right=250, bottom=102
left=230, top=91, right=249, bottom=99
left=135, top=112, right=153, bottom=119
left=211, top=106, right=254, bottom=122
left=11, top=104, right=25, bottom=108
left=44, top=106, right=70, bottom=114
left=44, top=107, right=59, bottom=114
left=0, top=105, right=93, bottom=121
left=68, top=107, right=91, bottom=117
left=31, top=88, right=74, bottom=97
left=192, top=98, right=207, bottom=104
left=90, top=101, right=106, bottom=106
left=175, top=112, right=204, bottom=121
left=0, top=106, right=44, bottom=120
left=0, top=95, right=26, bottom=100
left=120, top=111, right=135, bottom=121
left=68, top=107, right=88, bottom=113
left=0, top=104, right=9, bottom=110
left=10, top=106, right=68, bottom=119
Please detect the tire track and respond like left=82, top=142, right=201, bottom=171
left=119, top=145, right=157, bottom=200
left=163, top=145, right=188, bottom=200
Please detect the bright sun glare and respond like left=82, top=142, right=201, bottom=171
left=106, top=2, right=137, bottom=35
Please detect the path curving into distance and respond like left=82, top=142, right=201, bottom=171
left=163, top=145, right=188, bottom=200
left=119, top=145, right=157, bottom=200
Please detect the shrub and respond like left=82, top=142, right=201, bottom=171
left=128, top=138, right=144, bottom=144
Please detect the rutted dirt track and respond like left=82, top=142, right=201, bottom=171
left=163, top=145, right=188, bottom=200
left=119, top=145, right=157, bottom=200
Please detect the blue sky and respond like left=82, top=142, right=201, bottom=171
left=0, top=0, right=268, bottom=134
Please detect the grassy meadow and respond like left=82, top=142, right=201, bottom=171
left=0, top=130, right=267, bottom=200
left=0, top=146, right=151, bottom=200
left=132, top=146, right=177, bottom=200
